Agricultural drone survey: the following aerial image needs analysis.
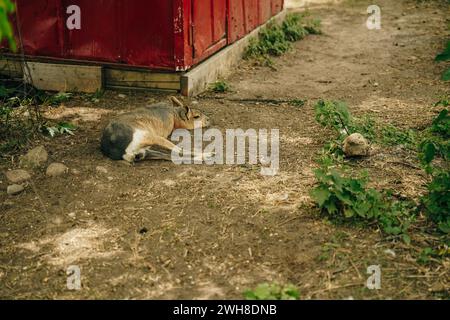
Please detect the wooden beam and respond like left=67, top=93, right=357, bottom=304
left=0, top=57, right=182, bottom=93
left=24, top=62, right=102, bottom=93
left=104, top=68, right=181, bottom=90
left=0, top=58, right=24, bottom=79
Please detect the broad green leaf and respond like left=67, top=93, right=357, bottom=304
left=344, top=208, right=354, bottom=218
left=310, top=187, right=330, bottom=206
left=435, top=41, right=450, bottom=61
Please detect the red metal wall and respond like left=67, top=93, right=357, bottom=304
left=9, top=0, right=284, bottom=71
left=13, top=0, right=176, bottom=70
left=228, top=0, right=284, bottom=43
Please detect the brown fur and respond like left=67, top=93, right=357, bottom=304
left=100, top=97, right=210, bottom=162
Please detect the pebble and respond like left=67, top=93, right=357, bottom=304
left=46, top=163, right=69, bottom=177
left=5, top=169, right=31, bottom=184
left=20, top=146, right=48, bottom=168
left=7, top=184, right=24, bottom=195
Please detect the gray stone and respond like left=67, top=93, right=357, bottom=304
left=20, top=146, right=48, bottom=168
left=5, top=169, right=31, bottom=184
left=46, top=163, right=69, bottom=177
left=7, top=184, right=24, bottom=195
left=343, top=133, right=369, bottom=157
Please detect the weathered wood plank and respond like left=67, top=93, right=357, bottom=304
left=0, top=58, right=24, bottom=79
left=25, top=62, right=102, bottom=93
left=104, top=68, right=180, bottom=90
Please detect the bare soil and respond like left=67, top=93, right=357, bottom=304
left=1, top=0, right=449, bottom=299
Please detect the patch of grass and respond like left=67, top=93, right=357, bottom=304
left=282, top=13, right=309, bottom=42
left=380, top=124, right=416, bottom=148
left=0, top=85, right=78, bottom=156
left=0, top=91, right=43, bottom=155
left=314, top=99, right=418, bottom=152
left=244, top=13, right=321, bottom=65
left=314, top=100, right=378, bottom=160
left=244, top=283, right=299, bottom=300
left=247, top=22, right=291, bottom=58
left=210, top=80, right=230, bottom=93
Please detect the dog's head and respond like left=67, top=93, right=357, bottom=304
left=171, top=96, right=210, bottom=129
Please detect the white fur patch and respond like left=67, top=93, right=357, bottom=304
left=123, top=129, right=146, bottom=161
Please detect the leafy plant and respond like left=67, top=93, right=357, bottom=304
left=430, top=108, right=449, bottom=138
left=314, top=100, right=352, bottom=135
left=310, top=160, right=415, bottom=242
left=416, top=247, right=438, bottom=265
left=304, top=18, right=322, bottom=35
left=210, top=80, right=230, bottom=93
left=416, top=109, right=450, bottom=234
left=418, top=109, right=449, bottom=172
left=244, top=13, right=321, bottom=65
left=42, top=122, right=76, bottom=137
left=244, top=283, right=299, bottom=300
left=422, top=171, right=450, bottom=233
left=435, top=40, right=450, bottom=81
left=380, top=124, right=416, bottom=148
left=0, top=0, right=16, bottom=51
left=282, top=13, right=308, bottom=42
left=44, top=92, right=73, bottom=106
left=256, top=22, right=291, bottom=57
left=0, top=90, right=43, bottom=155
left=315, top=100, right=419, bottom=151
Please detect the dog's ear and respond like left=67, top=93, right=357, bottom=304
left=178, top=105, right=193, bottom=121
left=184, top=105, right=193, bottom=120
left=170, top=96, right=184, bottom=107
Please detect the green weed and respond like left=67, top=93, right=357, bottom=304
left=244, top=283, right=299, bottom=300
left=210, top=80, right=230, bottom=93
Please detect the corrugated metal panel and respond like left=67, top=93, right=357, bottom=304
left=228, top=0, right=284, bottom=44
left=120, top=0, right=174, bottom=69
left=13, top=0, right=176, bottom=70
left=9, top=0, right=284, bottom=71
left=13, top=0, right=62, bottom=57
left=61, top=0, right=121, bottom=63
left=193, top=0, right=227, bottom=58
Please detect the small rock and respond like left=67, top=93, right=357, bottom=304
left=7, top=184, right=24, bottom=195
left=46, top=163, right=69, bottom=177
left=20, top=146, right=48, bottom=168
left=343, top=133, right=369, bottom=157
left=118, top=94, right=127, bottom=99
left=96, top=166, right=108, bottom=174
left=5, top=169, right=31, bottom=184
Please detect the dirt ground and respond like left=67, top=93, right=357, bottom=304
left=1, top=0, right=449, bottom=299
